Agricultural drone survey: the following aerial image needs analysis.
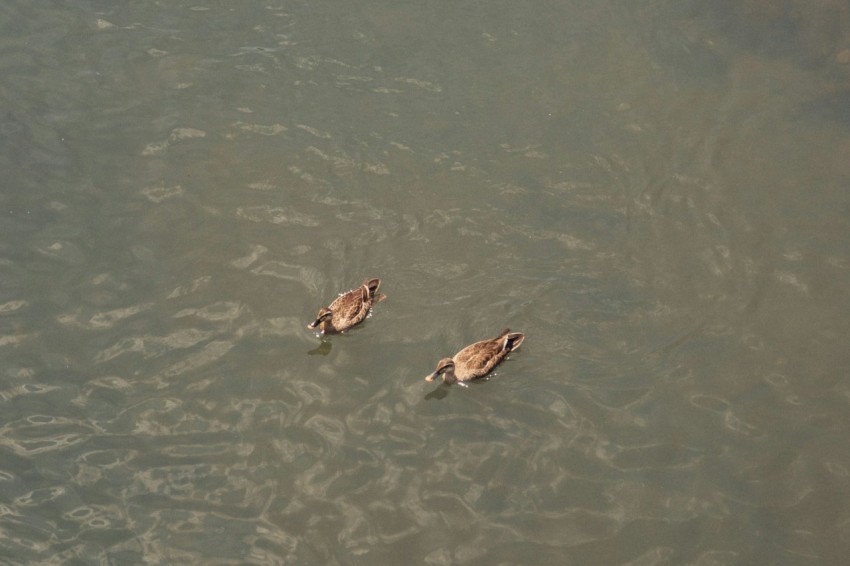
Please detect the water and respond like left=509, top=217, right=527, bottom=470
left=2, top=1, right=849, bottom=564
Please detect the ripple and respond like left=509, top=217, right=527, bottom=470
left=236, top=205, right=319, bottom=226
left=304, top=146, right=389, bottom=175
left=722, top=411, right=761, bottom=437
left=32, top=239, right=86, bottom=264
left=95, top=329, right=215, bottom=363
left=0, top=299, right=26, bottom=314
left=231, top=245, right=268, bottom=269
left=57, top=303, right=153, bottom=329
left=612, top=443, right=703, bottom=470
left=775, top=270, right=809, bottom=294
left=250, top=260, right=323, bottom=294
left=155, top=340, right=235, bottom=380
left=245, top=527, right=299, bottom=563
left=161, top=443, right=239, bottom=458
left=0, top=332, right=36, bottom=348
left=691, top=550, right=739, bottom=564
left=394, top=76, right=442, bottom=92
left=65, top=506, right=95, bottom=520
left=14, top=486, right=66, bottom=507
left=689, top=394, right=729, bottom=413
left=304, top=414, right=346, bottom=448
left=2, top=433, right=89, bottom=456
left=1, top=2, right=845, bottom=563
left=114, top=398, right=184, bottom=435
left=0, top=414, right=97, bottom=455
left=78, top=448, right=138, bottom=468
left=0, top=381, right=60, bottom=402
left=167, top=275, right=213, bottom=298
left=173, top=301, right=245, bottom=322
left=232, top=121, right=287, bottom=135
left=824, top=462, right=849, bottom=477
left=142, top=128, right=206, bottom=155
left=142, top=184, right=184, bottom=203
left=763, top=373, right=789, bottom=387
left=288, top=381, right=331, bottom=406
left=287, top=164, right=332, bottom=186
left=128, top=464, right=252, bottom=505
left=295, top=124, right=332, bottom=138
left=688, top=394, right=762, bottom=437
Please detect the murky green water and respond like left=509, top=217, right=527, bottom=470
left=2, top=1, right=849, bottom=564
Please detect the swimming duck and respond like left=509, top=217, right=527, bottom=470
left=308, top=278, right=386, bottom=334
left=425, top=328, right=525, bottom=385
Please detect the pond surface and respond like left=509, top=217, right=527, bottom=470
left=2, top=1, right=849, bottom=564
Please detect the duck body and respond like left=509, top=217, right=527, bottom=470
left=308, top=278, right=386, bottom=334
left=425, top=328, right=525, bottom=385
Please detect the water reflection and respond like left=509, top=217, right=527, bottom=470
left=307, top=338, right=332, bottom=356
left=424, top=385, right=450, bottom=402
left=1, top=0, right=848, bottom=563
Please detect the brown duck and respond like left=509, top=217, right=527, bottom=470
left=425, top=328, right=525, bottom=385
left=308, top=278, right=386, bottom=334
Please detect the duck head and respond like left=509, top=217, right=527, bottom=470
left=307, top=308, right=333, bottom=331
left=425, top=357, right=458, bottom=385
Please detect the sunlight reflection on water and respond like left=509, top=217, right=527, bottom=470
left=1, top=0, right=849, bottom=564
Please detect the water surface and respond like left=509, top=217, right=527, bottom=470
left=2, top=1, right=849, bottom=564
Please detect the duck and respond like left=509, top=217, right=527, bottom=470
left=308, top=278, right=386, bottom=334
left=425, top=328, right=525, bottom=385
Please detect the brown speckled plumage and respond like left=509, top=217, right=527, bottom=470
left=425, top=328, right=525, bottom=385
left=308, top=278, right=386, bottom=334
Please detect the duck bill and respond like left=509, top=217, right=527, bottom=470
left=307, top=319, right=321, bottom=329
left=424, top=371, right=440, bottom=382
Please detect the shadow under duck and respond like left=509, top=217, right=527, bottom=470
left=425, top=328, right=525, bottom=385
left=308, top=278, right=386, bottom=334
